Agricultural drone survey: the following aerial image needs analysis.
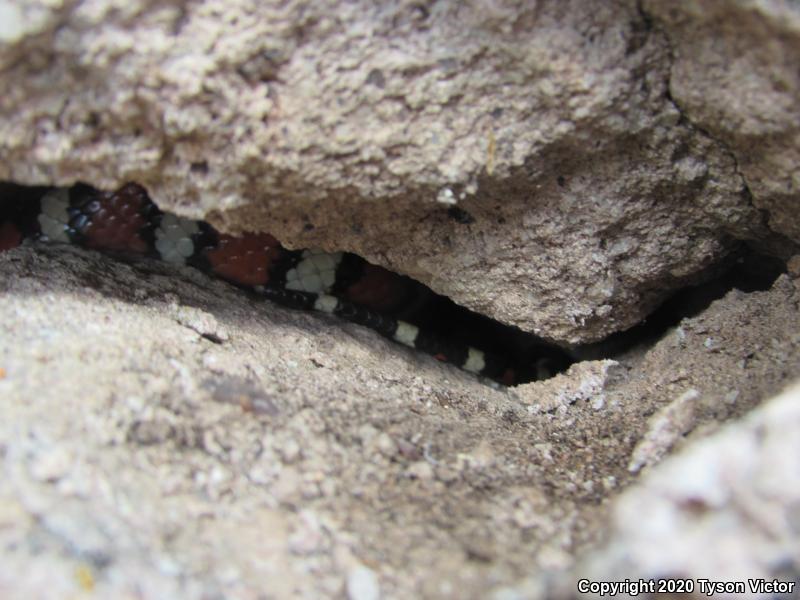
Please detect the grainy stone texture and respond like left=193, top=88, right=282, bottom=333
left=2, top=0, right=800, bottom=596
left=560, top=381, right=800, bottom=598
left=1, top=243, right=799, bottom=598
left=646, top=0, right=800, bottom=245
left=1, top=0, right=796, bottom=343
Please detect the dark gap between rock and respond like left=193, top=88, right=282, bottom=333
left=409, top=246, right=784, bottom=384
left=573, top=249, right=787, bottom=362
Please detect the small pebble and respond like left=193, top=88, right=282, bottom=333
left=30, top=448, right=72, bottom=482
left=278, top=438, right=302, bottom=464
left=374, top=432, right=397, bottom=458
left=406, top=460, right=435, bottom=480
left=347, top=565, right=380, bottom=600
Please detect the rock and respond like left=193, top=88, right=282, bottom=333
left=516, top=359, right=618, bottom=413
left=2, top=1, right=800, bottom=597
left=1, top=0, right=795, bottom=343
left=646, top=0, right=800, bottom=245
left=628, top=388, right=701, bottom=473
left=346, top=565, right=380, bottom=600
left=405, top=460, right=435, bottom=481
left=0, top=230, right=799, bottom=597
left=572, top=382, right=800, bottom=593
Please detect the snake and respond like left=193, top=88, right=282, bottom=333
left=0, top=182, right=571, bottom=385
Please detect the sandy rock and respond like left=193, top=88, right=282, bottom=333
left=570, top=382, right=800, bottom=596
left=1, top=0, right=795, bottom=343
left=1, top=240, right=798, bottom=598
left=2, top=1, right=800, bottom=596
left=346, top=565, right=380, bottom=600
left=516, top=359, right=619, bottom=413
left=627, top=387, right=701, bottom=473
left=646, top=0, right=800, bottom=245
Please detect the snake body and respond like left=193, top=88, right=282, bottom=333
left=1, top=182, right=571, bottom=385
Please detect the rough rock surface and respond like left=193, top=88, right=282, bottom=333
left=2, top=2, right=800, bottom=596
left=646, top=0, right=800, bottom=244
left=1, top=0, right=796, bottom=343
left=1, top=243, right=798, bottom=598
left=588, top=381, right=800, bottom=588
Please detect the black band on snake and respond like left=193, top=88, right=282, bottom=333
left=1, top=182, right=573, bottom=385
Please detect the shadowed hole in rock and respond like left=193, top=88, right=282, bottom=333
left=0, top=181, right=787, bottom=386
left=575, top=250, right=786, bottom=362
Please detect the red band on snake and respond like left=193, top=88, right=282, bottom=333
left=1, top=182, right=575, bottom=385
